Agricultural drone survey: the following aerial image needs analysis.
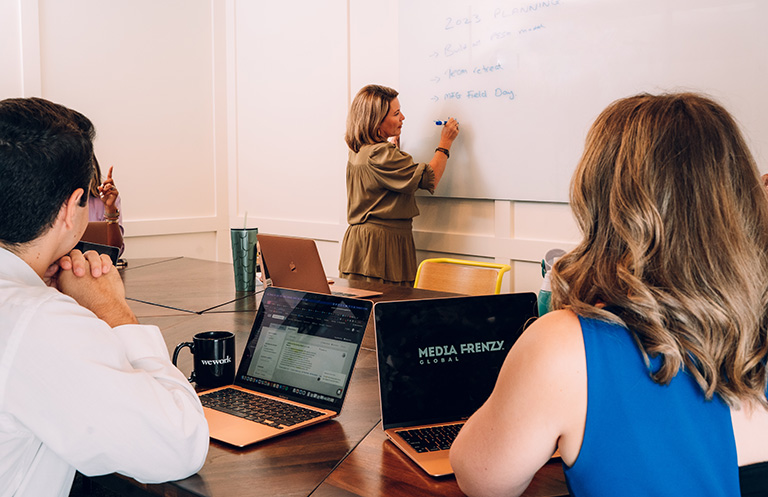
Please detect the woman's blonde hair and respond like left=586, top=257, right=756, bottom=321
left=551, top=92, right=768, bottom=407
left=345, top=84, right=398, bottom=153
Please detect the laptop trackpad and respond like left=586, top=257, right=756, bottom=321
left=205, top=407, right=284, bottom=447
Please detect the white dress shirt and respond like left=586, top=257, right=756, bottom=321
left=0, top=248, right=209, bottom=496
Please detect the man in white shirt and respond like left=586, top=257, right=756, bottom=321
left=0, top=97, right=209, bottom=496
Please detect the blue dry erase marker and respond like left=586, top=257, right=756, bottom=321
left=434, top=119, right=449, bottom=125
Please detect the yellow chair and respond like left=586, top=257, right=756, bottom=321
left=413, top=258, right=511, bottom=295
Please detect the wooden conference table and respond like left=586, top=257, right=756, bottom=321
left=87, top=257, right=569, bottom=497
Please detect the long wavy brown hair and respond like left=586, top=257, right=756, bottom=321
left=551, top=93, right=768, bottom=408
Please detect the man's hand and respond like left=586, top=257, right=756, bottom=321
left=57, top=256, right=138, bottom=327
left=45, top=249, right=113, bottom=289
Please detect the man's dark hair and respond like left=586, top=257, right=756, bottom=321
left=0, top=97, right=94, bottom=246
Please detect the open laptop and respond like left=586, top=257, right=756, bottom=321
left=74, top=240, right=119, bottom=265
left=199, top=286, right=372, bottom=447
left=257, top=234, right=382, bottom=299
left=77, top=221, right=120, bottom=264
left=374, top=292, right=538, bottom=476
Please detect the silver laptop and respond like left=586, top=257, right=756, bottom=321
left=374, top=293, right=537, bottom=476
left=200, top=286, right=372, bottom=447
left=257, top=233, right=382, bottom=299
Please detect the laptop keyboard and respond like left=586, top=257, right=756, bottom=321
left=200, top=388, right=325, bottom=429
left=396, top=423, right=464, bottom=453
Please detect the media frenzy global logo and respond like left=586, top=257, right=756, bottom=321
left=418, top=341, right=504, bottom=365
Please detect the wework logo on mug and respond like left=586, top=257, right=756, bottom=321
left=201, top=356, right=232, bottom=366
left=172, top=331, right=236, bottom=388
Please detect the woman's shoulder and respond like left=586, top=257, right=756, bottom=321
left=356, top=141, right=391, bottom=154
left=513, top=309, right=587, bottom=464
left=504, top=309, right=585, bottom=402
left=524, top=309, right=584, bottom=346
left=509, top=310, right=587, bottom=415
left=360, top=141, right=413, bottom=165
left=361, top=141, right=392, bottom=150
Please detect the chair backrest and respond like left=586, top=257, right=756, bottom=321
left=80, top=221, right=121, bottom=248
left=413, top=258, right=511, bottom=295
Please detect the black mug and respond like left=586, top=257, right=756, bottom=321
left=172, top=331, right=236, bottom=388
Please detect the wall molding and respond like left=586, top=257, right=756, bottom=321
left=19, top=0, right=41, bottom=96
left=124, top=215, right=576, bottom=265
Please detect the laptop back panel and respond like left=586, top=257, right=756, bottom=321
left=203, top=287, right=372, bottom=446
left=374, top=293, right=537, bottom=475
left=257, top=234, right=333, bottom=294
left=258, top=234, right=382, bottom=298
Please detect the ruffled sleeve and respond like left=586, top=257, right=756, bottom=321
left=367, top=142, right=435, bottom=194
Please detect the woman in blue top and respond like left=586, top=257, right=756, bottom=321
left=451, top=93, right=768, bottom=496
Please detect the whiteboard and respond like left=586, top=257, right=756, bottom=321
left=398, top=0, right=768, bottom=202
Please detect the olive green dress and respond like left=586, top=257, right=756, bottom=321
left=339, top=142, right=435, bottom=285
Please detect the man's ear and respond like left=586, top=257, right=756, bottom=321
left=61, top=188, right=85, bottom=230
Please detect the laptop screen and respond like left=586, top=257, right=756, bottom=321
left=235, top=287, right=372, bottom=412
left=374, top=293, right=537, bottom=429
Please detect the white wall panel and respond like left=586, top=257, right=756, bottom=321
left=514, top=201, right=579, bottom=243
left=37, top=0, right=217, bottom=222
left=348, top=0, right=400, bottom=94
left=414, top=197, right=495, bottom=236
left=232, top=0, right=348, bottom=227
left=0, top=0, right=24, bottom=98
left=125, top=232, right=217, bottom=261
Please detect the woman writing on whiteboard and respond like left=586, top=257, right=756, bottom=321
left=450, top=93, right=768, bottom=495
left=339, top=84, right=459, bottom=285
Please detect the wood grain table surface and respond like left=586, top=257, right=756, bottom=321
left=88, top=257, right=569, bottom=497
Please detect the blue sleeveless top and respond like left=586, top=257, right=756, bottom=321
left=563, top=316, right=740, bottom=496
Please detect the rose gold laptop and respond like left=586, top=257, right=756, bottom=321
left=257, top=234, right=382, bottom=299
left=200, top=286, right=372, bottom=447
left=374, top=293, right=537, bottom=476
